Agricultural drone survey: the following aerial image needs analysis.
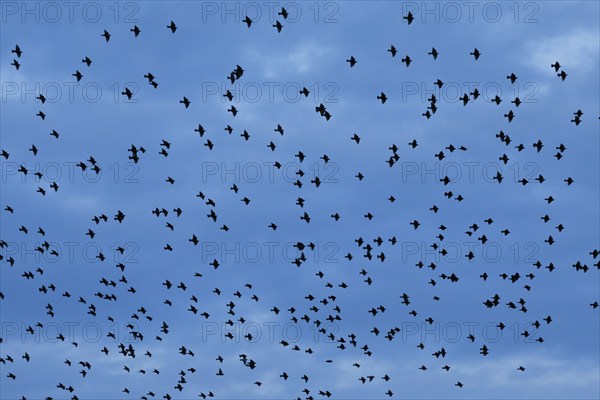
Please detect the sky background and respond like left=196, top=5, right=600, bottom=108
left=1, top=1, right=599, bottom=399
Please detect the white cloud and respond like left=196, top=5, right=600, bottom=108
left=247, top=42, right=335, bottom=79
left=523, top=29, right=599, bottom=75
left=454, top=352, right=600, bottom=392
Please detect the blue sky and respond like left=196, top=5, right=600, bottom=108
left=1, top=1, right=599, bottom=399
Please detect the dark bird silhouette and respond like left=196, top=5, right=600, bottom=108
left=12, top=44, right=22, bottom=58
left=122, top=87, right=133, bottom=100
left=558, top=70, right=567, bottom=81
left=180, top=97, right=191, bottom=108
left=388, top=45, right=397, bottom=57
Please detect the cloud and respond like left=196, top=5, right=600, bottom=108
left=455, top=352, right=600, bottom=396
left=522, top=29, right=599, bottom=75
left=247, top=42, right=335, bottom=79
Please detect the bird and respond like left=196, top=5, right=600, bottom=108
left=558, top=70, right=567, bottom=80
left=299, top=86, right=310, bottom=96
left=122, top=87, right=133, bottom=100
left=388, top=45, right=397, bottom=57
left=12, top=44, right=22, bottom=57
left=180, top=97, right=190, bottom=108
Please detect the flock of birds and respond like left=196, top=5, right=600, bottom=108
left=2, top=6, right=599, bottom=400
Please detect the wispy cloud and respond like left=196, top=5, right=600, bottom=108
left=522, top=29, right=599, bottom=75
left=247, top=42, right=335, bottom=79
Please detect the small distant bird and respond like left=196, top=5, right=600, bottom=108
left=300, top=87, right=310, bottom=97
left=388, top=45, right=397, bottom=57
left=131, top=25, right=141, bottom=37
left=558, top=70, right=567, bottom=81
left=12, top=45, right=22, bottom=58
left=122, top=87, right=133, bottom=100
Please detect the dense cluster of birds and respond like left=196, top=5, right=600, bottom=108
left=2, top=6, right=599, bottom=400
